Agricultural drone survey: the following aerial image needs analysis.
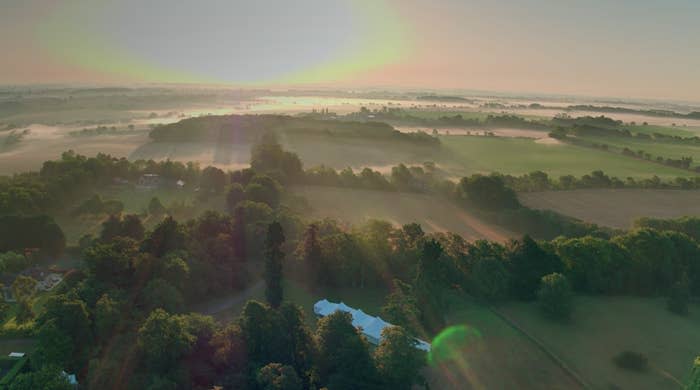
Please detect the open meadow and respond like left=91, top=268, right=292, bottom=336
left=291, top=186, right=514, bottom=241
left=519, top=189, right=700, bottom=229
left=499, top=296, right=700, bottom=390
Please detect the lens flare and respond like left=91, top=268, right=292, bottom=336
left=428, top=324, right=483, bottom=366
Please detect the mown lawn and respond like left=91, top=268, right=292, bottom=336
left=426, top=296, right=580, bottom=389
left=499, top=296, right=700, bottom=389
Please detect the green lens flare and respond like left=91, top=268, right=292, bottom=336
left=428, top=325, right=482, bottom=367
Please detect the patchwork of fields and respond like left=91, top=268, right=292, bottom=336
left=519, top=189, right=700, bottom=228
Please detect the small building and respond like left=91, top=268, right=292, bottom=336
left=138, top=174, right=161, bottom=189
left=7, top=352, right=24, bottom=358
left=176, top=179, right=185, bottom=189
left=313, top=299, right=431, bottom=351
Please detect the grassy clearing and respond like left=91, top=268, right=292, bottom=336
left=499, top=296, right=700, bottom=390
left=519, top=189, right=700, bottom=229
left=427, top=296, right=581, bottom=389
left=292, top=186, right=514, bottom=241
left=440, top=135, right=696, bottom=179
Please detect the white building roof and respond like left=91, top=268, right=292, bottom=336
left=313, top=299, right=431, bottom=351
left=8, top=352, right=24, bottom=358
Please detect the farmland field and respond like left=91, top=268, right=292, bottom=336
left=579, top=134, right=700, bottom=168
left=440, top=135, right=697, bottom=179
left=499, top=296, right=700, bottom=390
left=519, top=189, right=700, bottom=228
left=291, top=186, right=514, bottom=241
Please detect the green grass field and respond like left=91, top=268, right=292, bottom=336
left=440, top=135, right=697, bottom=179
left=499, top=296, right=700, bottom=389
left=579, top=134, right=700, bottom=167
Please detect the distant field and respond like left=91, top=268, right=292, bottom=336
left=440, top=135, right=697, bottom=179
left=0, top=132, right=149, bottom=175
left=519, top=189, right=700, bottom=228
left=624, top=124, right=700, bottom=138
left=580, top=134, right=700, bottom=168
left=292, top=186, right=514, bottom=241
left=500, top=296, right=700, bottom=390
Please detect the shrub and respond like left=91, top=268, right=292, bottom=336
left=537, top=273, right=573, bottom=320
left=613, top=351, right=648, bottom=372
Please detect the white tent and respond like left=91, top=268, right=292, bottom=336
left=313, top=299, right=338, bottom=317
left=313, top=299, right=431, bottom=351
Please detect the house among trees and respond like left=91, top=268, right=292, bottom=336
left=314, top=299, right=431, bottom=351
left=137, top=174, right=161, bottom=189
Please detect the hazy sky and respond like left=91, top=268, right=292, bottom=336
left=1, top=0, right=699, bottom=101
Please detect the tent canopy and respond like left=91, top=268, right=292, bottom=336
left=313, top=299, right=431, bottom=351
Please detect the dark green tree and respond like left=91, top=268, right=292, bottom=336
left=300, top=223, right=322, bottom=287
left=95, top=293, right=121, bottom=340
left=315, top=311, right=380, bottom=390
left=537, top=273, right=574, bottom=320
left=142, top=216, right=185, bottom=257
left=100, top=214, right=123, bottom=242
left=414, top=239, right=446, bottom=331
left=137, top=309, right=196, bottom=373
left=507, top=235, right=563, bottom=300
left=148, top=196, right=166, bottom=216
left=382, top=279, right=421, bottom=335
left=374, top=326, right=426, bottom=390
left=9, top=365, right=72, bottom=390
left=265, top=222, right=285, bottom=308
left=226, top=183, right=246, bottom=213
left=200, top=166, right=227, bottom=193
left=256, top=363, right=302, bottom=390
left=120, top=214, right=145, bottom=240
left=470, top=256, right=510, bottom=301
